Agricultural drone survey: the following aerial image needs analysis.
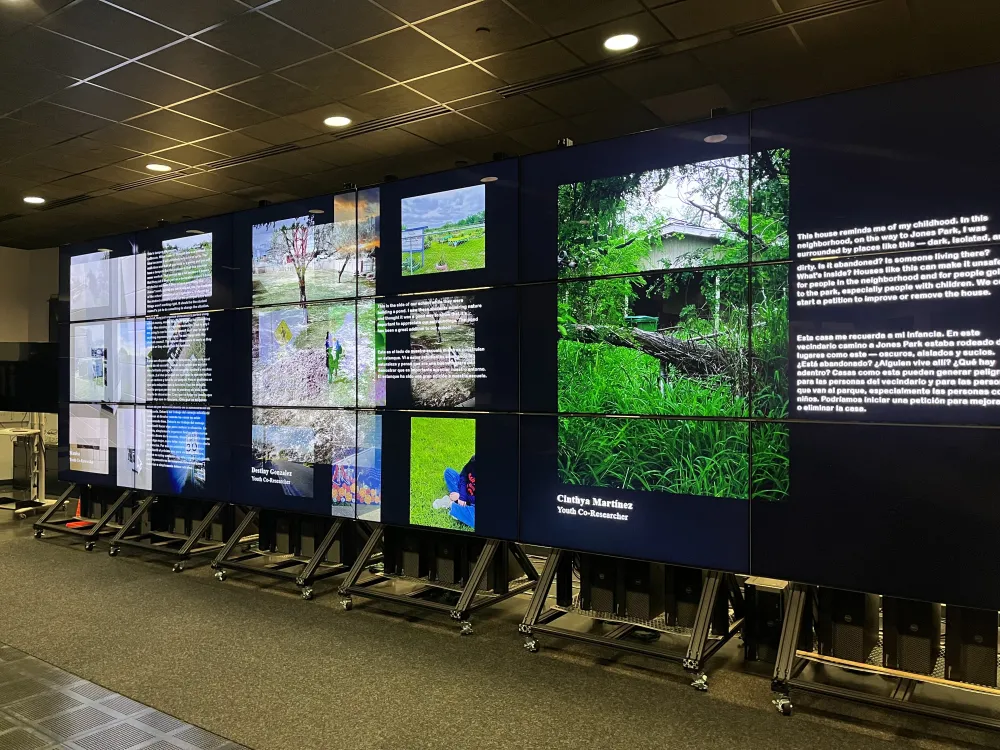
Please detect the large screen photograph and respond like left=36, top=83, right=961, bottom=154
left=401, top=185, right=486, bottom=276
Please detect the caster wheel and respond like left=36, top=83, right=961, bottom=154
left=172, top=563, right=184, bottom=573
left=523, top=638, right=539, bottom=653
left=341, top=598, right=353, bottom=611
left=108, top=547, right=119, bottom=557
left=460, top=621, right=474, bottom=636
left=17, top=513, right=27, bottom=520
left=773, top=697, right=793, bottom=716
left=84, top=542, right=95, bottom=552
left=368, top=565, right=379, bottom=574
left=301, top=588, right=314, bottom=601
left=33, top=530, right=43, bottom=539
left=215, top=570, right=227, bottom=582
left=691, top=674, right=709, bottom=692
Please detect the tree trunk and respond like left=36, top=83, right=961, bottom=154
left=564, top=323, right=732, bottom=378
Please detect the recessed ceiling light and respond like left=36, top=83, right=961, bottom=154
left=480, top=176, right=498, bottom=183
left=704, top=134, right=728, bottom=144
left=23, top=196, right=45, bottom=205
left=324, top=116, right=352, bottom=128
left=146, top=163, right=171, bottom=172
left=308, top=208, right=325, bottom=214
left=604, top=33, right=638, bottom=52
left=185, top=229, right=205, bottom=235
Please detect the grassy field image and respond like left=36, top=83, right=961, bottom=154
left=409, top=417, right=476, bottom=532
left=752, top=421, right=789, bottom=502
left=401, top=185, right=486, bottom=276
left=253, top=301, right=381, bottom=408
left=162, top=233, right=212, bottom=302
left=559, top=416, right=749, bottom=499
left=252, top=213, right=360, bottom=306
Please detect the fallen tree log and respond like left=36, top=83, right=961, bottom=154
left=564, top=323, right=735, bottom=379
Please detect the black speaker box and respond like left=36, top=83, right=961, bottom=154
left=744, top=579, right=806, bottom=664
left=579, top=554, right=621, bottom=615
left=818, top=589, right=880, bottom=663
left=883, top=597, right=942, bottom=675
left=623, top=561, right=665, bottom=620
left=665, top=567, right=729, bottom=633
left=400, top=531, right=429, bottom=579
left=945, top=605, right=998, bottom=687
left=432, top=538, right=468, bottom=585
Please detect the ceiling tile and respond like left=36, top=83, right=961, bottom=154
left=407, top=65, right=501, bottom=102
left=0, top=25, right=125, bottom=79
left=302, top=139, right=386, bottom=166
left=44, top=172, right=116, bottom=194
left=248, top=151, right=335, bottom=176
left=570, top=103, right=663, bottom=141
left=557, top=12, right=673, bottom=63
left=196, top=12, right=329, bottom=71
left=142, top=179, right=214, bottom=199
left=0, top=62, right=75, bottom=103
left=91, top=64, right=207, bottom=107
left=278, top=53, right=394, bottom=99
left=417, top=0, right=547, bottom=58
left=188, top=130, right=271, bottom=157
left=205, top=162, right=292, bottom=185
left=693, top=28, right=804, bottom=71
left=43, top=136, right=138, bottom=166
left=507, top=0, right=644, bottom=36
left=0, top=0, right=74, bottom=37
left=0, top=159, right=71, bottom=185
left=264, top=0, right=403, bottom=48
left=641, top=83, right=732, bottom=125
left=346, top=28, right=466, bottom=80
left=477, top=40, right=582, bottom=84
left=653, top=0, right=777, bottom=38
left=459, top=96, right=558, bottom=130
left=176, top=171, right=254, bottom=193
left=527, top=77, right=634, bottom=117
left=85, top=164, right=151, bottom=183
left=400, top=113, right=491, bottom=144
left=169, top=93, right=272, bottom=130
left=112, top=187, right=188, bottom=206
left=150, top=143, right=229, bottom=166
left=343, top=85, right=438, bottom=118
left=602, top=54, right=709, bottom=100
left=505, top=117, right=578, bottom=150
left=119, top=153, right=190, bottom=173
left=41, top=0, right=183, bottom=58
left=343, top=128, right=439, bottom=156
left=128, top=109, right=228, bottom=141
left=375, top=0, right=472, bottom=22
left=9, top=102, right=109, bottom=137
left=793, top=1, right=910, bottom=53
left=109, top=0, right=246, bottom=35
left=142, top=40, right=262, bottom=89
left=240, top=117, right=323, bottom=145
left=447, top=133, right=523, bottom=161
left=221, top=74, right=331, bottom=116
left=49, top=83, right=156, bottom=121
left=87, top=122, right=183, bottom=153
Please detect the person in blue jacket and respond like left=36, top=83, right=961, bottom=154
left=432, top=455, right=475, bottom=529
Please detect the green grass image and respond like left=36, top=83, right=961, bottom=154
left=409, top=417, right=475, bottom=532
left=559, top=417, right=749, bottom=499
left=402, top=227, right=485, bottom=276
left=751, top=421, right=789, bottom=502
left=163, top=240, right=211, bottom=283
left=253, top=267, right=358, bottom=307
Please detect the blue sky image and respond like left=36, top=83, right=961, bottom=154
left=252, top=216, right=311, bottom=261
left=401, top=185, right=485, bottom=229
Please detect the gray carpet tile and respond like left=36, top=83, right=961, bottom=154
left=1, top=519, right=1000, bottom=750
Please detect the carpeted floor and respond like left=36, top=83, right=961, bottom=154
left=0, top=518, right=998, bottom=750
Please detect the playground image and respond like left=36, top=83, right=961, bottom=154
left=409, top=417, right=476, bottom=532
left=252, top=213, right=364, bottom=306
left=401, top=185, right=486, bottom=276
left=252, top=301, right=381, bottom=408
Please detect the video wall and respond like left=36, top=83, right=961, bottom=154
left=60, top=64, right=1000, bottom=609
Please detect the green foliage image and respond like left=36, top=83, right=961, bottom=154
left=555, top=150, right=791, bottom=500
left=409, top=417, right=476, bottom=532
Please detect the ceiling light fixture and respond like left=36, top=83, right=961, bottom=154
left=324, top=116, right=352, bottom=128
left=703, top=134, right=728, bottom=143
left=480, top=176, right=498, bottom=183
left=308, top=209, right=325, bottom=214
left=23, top=196, right=45, bottom=205
left=604, top=33, right=638, bottom=52
left=146, top=163, right=171, bottom=172
left=185, top=229, right=205, bottom=235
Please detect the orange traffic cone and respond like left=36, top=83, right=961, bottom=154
left=75, top=498, right=82, bottom=519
